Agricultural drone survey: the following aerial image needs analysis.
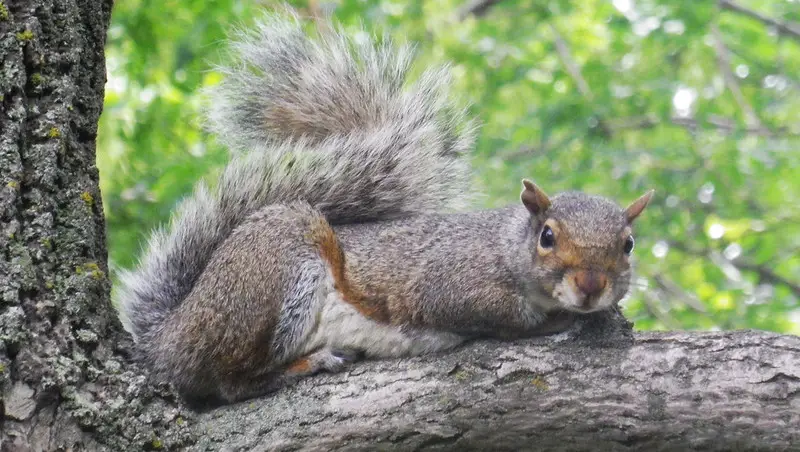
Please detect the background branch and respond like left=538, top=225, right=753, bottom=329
left=458, top=0, right=505, bottom=20
left=710, top=22, right=767, bottom=132
left=667, top=240, right=800, bottom=298
left=549, top=23, right=593, bottom=99
left=548, top=23, right=613, bottom=138
left=719, top=0, right=800, bottom=40
left=606, top=114, right=798, bottom=137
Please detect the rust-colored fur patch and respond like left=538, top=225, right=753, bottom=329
left=307, top=217, right=391, bottom=323
left=285, top=356, right=312, bottom=374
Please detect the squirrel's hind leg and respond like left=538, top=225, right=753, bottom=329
left=217, top=348, right=360, bottom=403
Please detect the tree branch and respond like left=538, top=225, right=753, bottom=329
left=710, top=23, right=767, bottom=132
left=188, top=317, right=800, bottom=451
left=457, top=0, right=505, bottom=20
left=653, top=274, right=709, bottom=313
left=606, top=114, right=798, bottom=137
left=549, top=23, right=593, bottom=99
left=548, top=23, right=613, bottom=138
left=667, top=240, right=800, bottom=298
left=734, top=260, right=800, bottom=297
left=504, top=133, right=581, bottom=162
left=719, top=0, right=800, bottom=40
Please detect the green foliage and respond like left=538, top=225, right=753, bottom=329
left=99, top=0, right=800, bottom=333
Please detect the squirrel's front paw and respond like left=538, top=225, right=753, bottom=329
left=307, top=348, right=362, bottom=374
left=533, top=311, right=578, bottom=336
left=330, top=348, right=363, bottom=363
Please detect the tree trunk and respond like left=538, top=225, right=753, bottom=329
left=0, top=0, right=127, bottom=449
left=0, top=1, right=799, bottom=451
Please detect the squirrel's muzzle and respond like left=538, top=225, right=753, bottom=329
left=574, top=270, right=608, bottom=306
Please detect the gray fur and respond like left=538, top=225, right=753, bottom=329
left=547, top=192, right=628, bottom=248
left=115, top=12, right=475, bottom=343
left=146, top=202, right=331, bottom=404
left=334, top=207, right=557, bottom=335
left=114, top=12, right=648, bottom=405
left=334, top=198, right=636, bottom=335
left=271, top=259, right=327, bottom=363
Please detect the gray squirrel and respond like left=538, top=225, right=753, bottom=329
left=115, top=12, right=653, bottom=406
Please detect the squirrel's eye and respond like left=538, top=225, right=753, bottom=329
left=624, top=235, right=635, bottom=255
left=540, top=225, right=555, bottom=249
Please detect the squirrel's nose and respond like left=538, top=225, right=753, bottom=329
left=574, top=270, right=608, bottom=298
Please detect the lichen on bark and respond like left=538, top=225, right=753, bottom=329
left=0, top=0, right=191, bottom=449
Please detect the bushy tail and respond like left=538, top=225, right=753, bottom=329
left=115, top=11, right=476, bottom=341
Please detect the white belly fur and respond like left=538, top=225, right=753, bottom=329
left=301, top=273, right=465, bottom=358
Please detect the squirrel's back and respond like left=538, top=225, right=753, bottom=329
left=115, top=11, right=475, bottom=347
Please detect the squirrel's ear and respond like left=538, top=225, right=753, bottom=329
left=521, top=179, right=551, bottom=215
left=625, top=189, right=655, bottom=223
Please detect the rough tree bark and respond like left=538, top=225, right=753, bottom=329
left=194, top=316, right=800, bottom=451
left=0, top=0, right=185, bottom=450
left=0, top=1, right=798, bottom=451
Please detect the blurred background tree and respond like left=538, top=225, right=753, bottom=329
left=98, top=0, right=800, bottom=333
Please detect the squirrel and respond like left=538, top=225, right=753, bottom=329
left=115, top=12, right=653, bottom=406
